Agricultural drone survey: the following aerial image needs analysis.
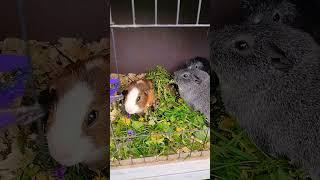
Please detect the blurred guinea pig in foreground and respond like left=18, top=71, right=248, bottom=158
left=123, top=79, right=155, bottom=115
left=46, top=55, right=109, bottom=170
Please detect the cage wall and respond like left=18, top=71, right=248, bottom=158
left=110, top=0, right=210, bottom=73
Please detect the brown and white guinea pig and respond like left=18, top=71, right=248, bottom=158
left=46, top=54, right=109, bottom=170
left=124, top=79, right=155, bottom=115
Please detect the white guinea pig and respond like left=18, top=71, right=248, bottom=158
left=46, top=55, right=109, bottom=170
left=124, top=79, right=155, bottom=115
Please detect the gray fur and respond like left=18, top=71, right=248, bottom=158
left=209, top=23, right=320, bottom=179
left=186, top=57, right=211, bottom=75
left=174, top=68, right=210, bottom=124
left=240, top=0, right=298, bottom=26
left=186, top=57, right=218, bottom=105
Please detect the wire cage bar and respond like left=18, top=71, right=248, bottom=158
left=110, top=0, right=210, bottom=28
left=131, top=0, right=136, bottom=25
left=176, top=0, right=181, bottom=24
left=155, top=0, right=158, bottom=24
left=196, top=0, right=202, bottom=24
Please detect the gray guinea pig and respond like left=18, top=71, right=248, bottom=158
left=186, top=56, right=211, bottom=75
left=174, top=68, right=210, bottom=125
left=186, top=57, right=218, bottom=104
left=209, top=23, right=320, bottom=179
left=240, top=0, right=298, bottom=26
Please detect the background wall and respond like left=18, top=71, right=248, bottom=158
left=110, top=28, right=209, bottom=74
left=110, top=0, right=210, bottom=73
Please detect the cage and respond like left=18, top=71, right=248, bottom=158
left=110, top=0, right=210, bottom=179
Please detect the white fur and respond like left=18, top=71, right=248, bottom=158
left=124, top=87, right=143, bottom=114
left=47, top=82, right=97, bottom=166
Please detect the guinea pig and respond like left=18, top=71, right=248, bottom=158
left=240, top=0, right=298, bottom=26
left=46, top=54, right=109, bottom=170
left=124, top=79, right=155, bottom=115
left=186, top=57, right=219, bottom=105
left=174, top=68, right=210, bottom=125
left=186, top=56, right=211, bottom=74
left=209, top=23, right=320, bottom=179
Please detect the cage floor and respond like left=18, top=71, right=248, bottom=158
left=111, top=150, right=209, bottom=168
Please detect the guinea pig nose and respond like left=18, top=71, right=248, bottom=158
left=235, top=40, right=249, bottom=50
left=232, top=34, right=254, bottom=52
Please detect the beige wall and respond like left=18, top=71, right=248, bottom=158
left=110, top=0, right=210, bottom=73
left=110, top=27, right=209, bottom=74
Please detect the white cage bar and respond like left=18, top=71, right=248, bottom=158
left=110, top=0, right=210, bottom=28
left=176, top=0, right=181, bottom=24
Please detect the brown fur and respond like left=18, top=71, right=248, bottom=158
left=125, top=79, right=155, bottom=114
left=46, top=54, right=109, bottom=170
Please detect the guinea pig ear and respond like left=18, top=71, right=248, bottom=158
left=269, top=42, right=293, bottom=72
left=144, top=90, right=149, bottom=96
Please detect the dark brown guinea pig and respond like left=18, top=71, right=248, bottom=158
left=124, top=79, right=155, bottom=115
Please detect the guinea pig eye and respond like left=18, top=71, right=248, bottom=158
left=235, top=40, right=249, bottom=51
left=273, top=12, right=280, bottom=22
left=137, top=96, right=141, bottom=102
left=183, top=73, right=189, bottom=78
left=87, top=110, right=98, bottom=127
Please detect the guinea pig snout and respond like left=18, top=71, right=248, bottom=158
left=125, top=102, right=143, bottom=114
left=52, top=150, right=74, bottom=165
left=48, top=142, right=80, bottom=166
left=48, top=138, right=92, bottom=166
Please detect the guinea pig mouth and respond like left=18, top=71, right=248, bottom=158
left=125, top=106, right=143, bottom=114
left=48, top=145, right=83, bottom=166
left=47, top=129, right=95, bottom=167
left=55, top=156, right=81, bottom=166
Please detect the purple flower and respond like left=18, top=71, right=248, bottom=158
left=0, top=55, right=29, bottom=129
left=110, top=78, right=120, bottom=104
left=54, top=165, right=66, bottom=180
left=127, top=114, right=131, bottom=118
left=128, top=129, right=135, bottom=136
left=110, top=78, right=120, bottom=96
